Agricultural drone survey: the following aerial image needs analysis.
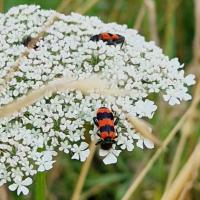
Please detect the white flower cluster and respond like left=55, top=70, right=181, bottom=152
left=0, top=5, right=195, bottom=195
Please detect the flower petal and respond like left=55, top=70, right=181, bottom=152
left=8, top=183, right=18, bottom=191
left=103, top=153, right=117, bottom=165
left=143, top=138, right=154, bottom=149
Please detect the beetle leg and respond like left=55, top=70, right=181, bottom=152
left=120, top=40, right=125, bottom=48
left=97, top=132, right=101, bottom=138
left=107, top=40, right=115, bottom=45
left=93, top=117, right=99, bottom=127
left=114, top=134, right=118, bottom=139
left=114, top=117, right=119, bottom=125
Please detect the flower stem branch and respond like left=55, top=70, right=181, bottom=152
left=71, top=141, right=96, bottom=200
left=35, top=172, right=46, bottom=200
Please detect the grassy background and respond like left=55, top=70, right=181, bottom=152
left=0, top=0, right=200, bottom=200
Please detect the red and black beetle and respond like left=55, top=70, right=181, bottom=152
left=90, top=32, right=125, bottom=47
left=93, top=107, right=119, bottom=150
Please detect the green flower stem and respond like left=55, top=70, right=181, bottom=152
left=35, top=172, right=46, bottom=200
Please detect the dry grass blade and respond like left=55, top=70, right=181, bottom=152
left=80, top=185, right=106, bottom=200
left=56, top=0, right=72, bottom=13
left=193, top=0, right=200, bottom=64
left=121, top=80, right=200, bottom=200
left=126, top=114, right=161, bottom=146
left=161, top=140, right=200, bottom=200
left=71, top=141, right=96, bottom=200
left=165, top=117, right=194, bottom=191
left=75, top=0, right=100, bottom=14
left=134, top=4, right=146, bottom=30
left=0, top=0, right=3, bottom=12
left=144, top=0, right=159, bottom=44
left=0, top=185, right=9, bottom=200
left=164, top=0, right=200, bottom=194
left=0, top=75, right=138, bottom=118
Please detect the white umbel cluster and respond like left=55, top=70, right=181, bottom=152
left=0, top=5, right=195, bottom=195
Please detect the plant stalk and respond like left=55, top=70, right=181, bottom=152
left=35, top=172, right=46, bottom=200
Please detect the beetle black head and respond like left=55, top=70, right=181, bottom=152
left=90, top=35, right=100, bottom=42
left=98, top=137, right=116, bottom=150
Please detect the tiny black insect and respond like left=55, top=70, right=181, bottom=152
left=22, top=36, right=38, bottom=50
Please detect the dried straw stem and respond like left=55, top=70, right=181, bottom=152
left=0, top=14, right=57, bottom=94
left=0, top=75, right=136, bottom=118
left=144, top=0, right=159, bottom=44
left=161, top=140, right=200, bottom=200
left=193, top=0, right=200, bottom=64
left=126, top=114, right=161, bottom=146
left=80, top=185, right=106, bottom=200
left=164, top=0, right=200, bottom=193
left=165, top=117, right=194, bottom=191
left=0, top=185, right=9, bottom=200
left=121, top=80, right=200, bottom=200
left=134, top=4, right=146, bottom=30
left=71, top=141, right=96, bottom=200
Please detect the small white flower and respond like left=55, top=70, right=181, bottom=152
left=184, top=74, right=195, bottom=86
left=99, top=147, right=121, bottom=165
left=117, top=135, right=134, bottom=151
left=134, top=100, right=157, bottom=118
left=71, top=142, right=90, bottom=162
left=59, top=140, right=72, bottom=153
left=8, top=177, right=32, bottom=195
left=136, top=137, right=154, bottom=149
left=35, top=151, right=55, bottom=172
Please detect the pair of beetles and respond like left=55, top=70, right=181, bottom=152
left=91, top=33, right=125, bottom=150
left=22, top=32, right=125, bottom=150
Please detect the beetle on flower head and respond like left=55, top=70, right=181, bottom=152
left=93, top=107, right=119, bottom=150
left=90, top=32, right=125, bottom=47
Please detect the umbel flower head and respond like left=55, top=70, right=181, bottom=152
left=0, top=5, right=195, bottom=195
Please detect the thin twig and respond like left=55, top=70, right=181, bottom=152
left=71, top=142, right=96, bottom=200
left=121, top=80, right=200, bottom=200
left=75, top=0, right=100, bottom=14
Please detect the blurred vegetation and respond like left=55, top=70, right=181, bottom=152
left=0, top=0, right=200, bottom=200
